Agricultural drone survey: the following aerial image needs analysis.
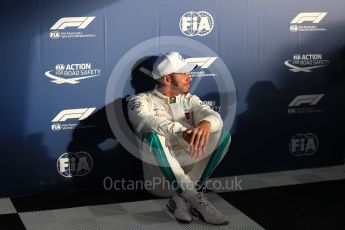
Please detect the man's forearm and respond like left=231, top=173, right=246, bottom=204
left=132, top=113, right=187, bottom=137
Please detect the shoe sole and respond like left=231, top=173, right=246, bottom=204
left=191, top=208, right=229, bottom=225
left=191, top=208, right=206, bottom=221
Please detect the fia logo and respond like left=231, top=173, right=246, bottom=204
left=290, top=25, right=299, bottom=32
left=57, top=152, right=93, bottom=178
left=179, top=11, right=214, bottom=36
left=289, top=133, right=318, bottom=156
left=51, top=123, right=62, bottom=131
left=49, top=31, right=60, bottom=39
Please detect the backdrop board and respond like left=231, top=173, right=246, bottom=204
left=1, top=0, right=344, bottom=197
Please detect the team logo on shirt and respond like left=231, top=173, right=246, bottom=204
left=129, top=101, right=143, bottom=110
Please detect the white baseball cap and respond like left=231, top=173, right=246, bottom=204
left=152, top=52, right=197, bottom=79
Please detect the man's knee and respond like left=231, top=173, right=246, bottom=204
left=207, top=128, right=231, bottom=154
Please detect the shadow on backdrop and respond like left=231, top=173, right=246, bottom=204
left=67, top=55, right=159, bottom=192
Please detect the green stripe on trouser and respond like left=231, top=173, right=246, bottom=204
left=145, top=129, right=231, bottom=195
left=144, top=133, right=183, bottom=194
left=197, top=128, right=231, bottom=188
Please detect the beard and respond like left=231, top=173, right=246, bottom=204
left=183, top=84, right=190, bottom=94
left=171, top=82, right=190, bottom=94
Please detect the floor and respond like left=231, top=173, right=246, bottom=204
left=1, top=164, right=344, bottom=230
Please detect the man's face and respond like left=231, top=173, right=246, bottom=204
left=169, top=73, right=192, bottom=94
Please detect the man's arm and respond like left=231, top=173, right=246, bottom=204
left=127, top=94, right=187, bottom=137
left=189, top=95, right=223, bottom=132
left=182, top=95, right=224, bottom=158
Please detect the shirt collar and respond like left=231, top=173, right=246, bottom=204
left=153, top=89, right=180, bottom=104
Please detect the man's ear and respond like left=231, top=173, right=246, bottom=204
left=163, top=75, right=171, bottom=84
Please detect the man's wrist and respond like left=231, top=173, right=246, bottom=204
left=200, top=119, right=212, bottom=127
left=174, top=127, right=188, bottom=136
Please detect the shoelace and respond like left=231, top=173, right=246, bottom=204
left=198, top=187, right=209, bottom=206
left=197, top=192, right=216, bottom=214
left=198, top=193, right=208, bottom=207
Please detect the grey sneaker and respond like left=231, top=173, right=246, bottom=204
left=190, top=193, right=229, bottom=225
left=167, top=194, right=193, bottom=222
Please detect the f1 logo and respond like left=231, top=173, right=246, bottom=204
left=288, top=94, right=324, bottom=107
left=52, top=108, right=96, bottom=122
left=50, top=17, right=95, bottom=30
left=139, top=57, right=217, bottom=78
left=291, top=12, right=327, bottom=24
left=185, top=57, right=217, bottom=69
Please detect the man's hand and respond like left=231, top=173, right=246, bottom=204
left=182, top=120, right=211, bottom=159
